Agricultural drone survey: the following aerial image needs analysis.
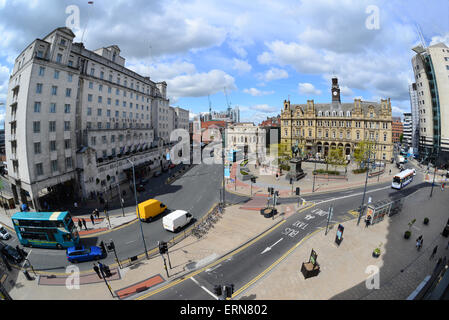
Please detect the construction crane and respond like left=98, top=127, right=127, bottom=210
left=224, top=87, right=232, bottom=110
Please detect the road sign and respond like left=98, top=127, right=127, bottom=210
left=224, top=167, right=230, bottom=179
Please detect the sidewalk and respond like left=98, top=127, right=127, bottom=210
left=240, top=183, right=449, bottom=300
left=5, top=202, right=298, bottom=300
left=227, top=160, right=400, bottom=197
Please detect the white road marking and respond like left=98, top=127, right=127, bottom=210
left=261, top=238, right=283, bottom=254
left=205, top=264, right=222, bottom=273
left=316, top=186, right=391, bottom=205
left=190, top=276, right=219, bottom=300
left=125, top=240, right=136, bottom=245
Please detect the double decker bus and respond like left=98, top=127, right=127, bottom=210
left=11, top=211, right=80, bottom=249
left=391, top=169, right=415, bottom=190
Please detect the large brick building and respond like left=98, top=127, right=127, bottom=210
left=391, top=117, right=403, bottom=143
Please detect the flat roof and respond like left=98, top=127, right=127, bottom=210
left=11, top=211, right=69, bottom=220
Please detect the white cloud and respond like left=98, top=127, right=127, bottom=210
left=258, top=67, right=288, bottom=82
left=249, top=104, right=278, bottom=113
left=340, top=85, right=354, bottom=97
left=430, top=32, right=449, bottom=46
left=232, top=58, right=252, bottom=74
left=242, top=88, right=274, bottom=96
left=167, top=69, right=236, bottom=100
left=298, top=83, right=321, bottom=95
left=127, top=60, right=197, bottom=82
left=0, top=64, right=11, bottom=101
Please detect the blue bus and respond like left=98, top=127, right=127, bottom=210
left=11, top=211, right=80, bottom=249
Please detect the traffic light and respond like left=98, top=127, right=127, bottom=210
left=159, top=241, right=168, bottom=254
left=251, top=177, right=256, bottom=183
left=225, top=284, right=234, bottom=298
left=290, top=178, right=293, bottom=185
left=106, top=240, right=115, bottom=252
left=296, top=187, right=300, bottom=196
left=214, top=285, right=222, bottom=296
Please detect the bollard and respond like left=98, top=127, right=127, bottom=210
left=22, top=269, right=33, bottom=281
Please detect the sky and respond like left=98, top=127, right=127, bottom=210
left=0, top=0, right=449, bottom=125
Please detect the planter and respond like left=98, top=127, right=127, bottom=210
left=372, top=249, right=381, bottom=258
left=423, top=218, right=429, bottom=225
left=404, top=230, right=411, bottom=239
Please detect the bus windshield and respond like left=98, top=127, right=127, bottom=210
left=393, top=176, right=401, bottom=184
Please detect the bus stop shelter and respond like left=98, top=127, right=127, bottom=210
left=366, top=199, right=403, bottom=225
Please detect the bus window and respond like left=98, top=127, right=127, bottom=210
left=63, top=234, right=72, bottom=242
left=393, top=177, right=401, bottom=184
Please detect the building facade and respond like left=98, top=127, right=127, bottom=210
left=403, top=112, right=413, bottom=148
left=409, top=83, right=420, bottom=154
left=391, top=117, right=403, bottom=144
left=280, top=78, right=393, bottom=161
left=5, top=27, right=172, bottom=209
left=411, top=42, right=449, bottom=163
left=173, top=107, right=189, bottom=131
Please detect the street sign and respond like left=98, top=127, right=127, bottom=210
left=166, top=153, right=170, bottom=161
left=224, top=167, right=230, bottom=179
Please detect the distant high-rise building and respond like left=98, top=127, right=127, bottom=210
left=409, top=83, right=420, bottom=154
left=403, top=113, right=412, bottom=147
left=411, top=42, right=449, bottom=163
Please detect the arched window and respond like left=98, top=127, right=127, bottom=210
left=347, top=111, right=351, bottom=117
left=339, top=111, right=344, bottom=117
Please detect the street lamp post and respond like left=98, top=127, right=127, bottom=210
left=127, top=158, right=149, bottom=260
left=357, top=142, right=372, bottom=226
left=430, top=147, right=439, bottom=198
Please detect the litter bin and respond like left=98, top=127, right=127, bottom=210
left=22, top=269, right=33, bottom=281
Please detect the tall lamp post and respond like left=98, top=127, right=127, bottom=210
left=127, top=158, right=149, bottom=260
left=357, top=141, right=372, bottom=226
left=430, top=147, right=439, bottom=198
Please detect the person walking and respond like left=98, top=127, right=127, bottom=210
left=98, top=261, right=105, bottom=277
left=430, top=245, right=438, bottom=260
left=365, top=215, right=372, bottom=228
left=82, top=218, right=87, bottom=231
left=78, top=219, right=83, bottom=231
left=94, top=208, right=100, bottom=219
left=90, top=214, right=95, bottom=226
left=93, top=263, right=102, bottom=279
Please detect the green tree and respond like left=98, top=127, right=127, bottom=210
left=326, top=147, right=346, bottom=172
left=399, top=133, right=404, bottom=143
left=354, top=140, right=374, bottom=169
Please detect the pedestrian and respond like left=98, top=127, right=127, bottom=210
left=98, top=261, right=105, bottom=276
left=82, top=218, right=87, bottom=230
left=430, top=245, right=438, bottom=260
left=276, top=173, right=279, bottom=181
left=103, top=264, right=112, bottom=278
left=365, top=215, right=371, bottom=228
left=74, top=202, right=78, bottom=209
left=90, top=214, right=95, bottom=226
left=389, top=169, right=391, bottom=175
left=93, top=263, right=102, bottom=279
left=95, top=208, right=100, bottom=219
left=441, top=183, right=445, bottom=191
left=16, top=245, right=24, bottom=260
left=78, top=219, right=82, bottom=231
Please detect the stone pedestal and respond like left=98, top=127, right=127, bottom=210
left=286, top=158, right=306, bottom=181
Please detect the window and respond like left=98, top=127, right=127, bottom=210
left=51, top=86, right=58, bottom=96
left=51, top=160, right=58, bottom=172
left=64, top=121, right=70, bottom=131
left=65, top=139, right=71, bottom=149
left=66, top=88, right=71, bottom=97
left=111, top=135, right=115, bottom=142
left=107, top=98, right=111, bottom=105
left=384, top=133, right=387, bottom=142
left=115, top=99, right=119, bottom=106
left=102, top=136, right=107, bottom=143
left=356, top=131, right=360, bottom=140
left=34, top=102, right=41, bottom=113
left=100, top=71, right=104, bottom=79
left=91, top=136, right=96, bottom=146
left=65, top=157, right=73, bottom=169
left=60, top=39, right=66, bottom=46
left=106, top=110, right=111, bottom=117
left=34, top=142, right=41, bottom=154
left=36, top=163, right=43, bottom=176
left=64, top=104, right=71, bottom=113
left=97, top=122, right=102, bottom=129
left=36, top=83, right=43, bottom=94
left=123, top=101, right=127, bottom=107
left=49, top=121, right=56, bottom=132
left=68, top=60, right=73, bottom=67
left=54, top=70, right=59, bottom=79
left=68, top=73, right=73, bottom=82
left=98, top=96, right=102, bottom=103
left=36, top=51, right=44, bottom=58
left=33, top=121, right=40, bottom=133
left=88, top=94, right=93, bottom=102
left=97, top=109, right=102, bottom=116
left=56, top=54, right=62, bottom=63
left=39, top=67, right=45, bottom=76
left=50, top=103, right=56, bottom=113
left=87, top=107, right=92, bottom=116
left=108, top=86, right=111, bottom=94
left=116, top=88, right=120, bottom=95
left=89, top=82, right=94, bottom=89
left=99, top=85, right=103, bottom=92
left=50, top=140, right=56, bottom=151
left=90, top=68, right=95, bottom=76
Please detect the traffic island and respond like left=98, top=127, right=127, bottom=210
left=260, top=207, right=277, bottom=219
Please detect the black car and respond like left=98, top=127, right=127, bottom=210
left=0, top=242, right=24, bottom=264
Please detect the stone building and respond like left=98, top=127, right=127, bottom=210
left=280, top=78, right=393, bottom=161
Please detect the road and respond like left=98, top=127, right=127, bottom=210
left=7, top=161, right=247, bottom=272
left=135, top=161, right=433, bottom=300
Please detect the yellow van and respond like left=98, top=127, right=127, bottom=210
left=136, top=199, right=167, bottom=222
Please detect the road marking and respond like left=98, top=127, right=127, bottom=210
left=261, top=238, right=283, bottom=255
left=205, top=264, right=222, bottom=273
left=126, top=240, right=136, bottom=245
left=191, top=277, right=219, bottom=300
left=316, top=185, right=391, bottom=205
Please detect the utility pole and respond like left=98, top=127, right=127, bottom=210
left=222, top=122, right=227, bottom=207
left=430, top=147, right=439, bottom=198
left=357, top=142, right=371, bottom=226
left=127, top=159, right=149, bottom=259
left=99, top=267, right=115, bottom=298
left=312, top=159, right=317, bottom=192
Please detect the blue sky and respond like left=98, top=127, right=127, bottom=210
left=1, top=0, right=449, bottom=125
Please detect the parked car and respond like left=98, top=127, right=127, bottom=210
left=0, top=224, right=11, bottom=240
left=66, top=245, right=104, bottom=263
left=0, top=242, right=23, bottom=264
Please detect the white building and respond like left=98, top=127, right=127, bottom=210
left=5, top=27, right=171, bottom=209
left=403, top=112, right=412, bottom=148
left=409, top=83, right=420, bottom=154
left=412, top=42, right=449, bottom=163
left=226, top=122, right=266, bottom=161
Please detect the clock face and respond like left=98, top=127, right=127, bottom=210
left=333, top=91, right=338, bottom=96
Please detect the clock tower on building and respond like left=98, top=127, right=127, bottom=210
left=331, top=77, right=341, bottom=103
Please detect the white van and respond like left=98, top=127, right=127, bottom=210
left=162, top=210, right=193, bottom=232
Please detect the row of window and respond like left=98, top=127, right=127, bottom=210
left=34, top=102, right=71, bottom=113
left=87, top=81, right=151, bottom=103
left=35, top=157, right=73, bottom=176
left=35, top=83, right=72, bottom=97
left=34, top=139, right=72, bottom=154
left=284, top=120, right=389, bottom=129
left=285, top=129, right=389, bottom=141
left=88, top=67, right=152, bottom=95
left=86, top=121, right=151, bottom=130
left=90, top=132, right=152, bottom=146
left=86, top=108, right=150, bottom=120
left=33, top=121, right=71, bottom=133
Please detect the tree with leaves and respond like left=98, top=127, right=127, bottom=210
left=353, top=140, right=375, bottom=169
left=326, top=146, right=347, bottom=172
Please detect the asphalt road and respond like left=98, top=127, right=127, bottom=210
left=136, top=162, right=435, bottom=300
left=14, top=161, right=246, bottom=272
